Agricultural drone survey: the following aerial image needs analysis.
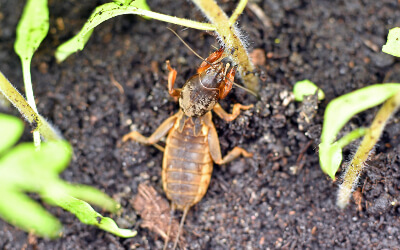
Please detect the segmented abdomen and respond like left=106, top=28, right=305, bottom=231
left=162, top=122, right=213, bottom=210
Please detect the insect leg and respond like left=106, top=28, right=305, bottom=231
left=166, top=60, right=180, bottom=98
left=214, top=146, right=253, bottom=165
left=122, top=114, right=177, bottom=146
left=213, top=103, right=254, bottom=122
left=204, top=114, right=253, bottom=165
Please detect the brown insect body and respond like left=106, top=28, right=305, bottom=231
left=162, top=111, right=213, bottom=210
left=123, top=48, right=253, bottom=249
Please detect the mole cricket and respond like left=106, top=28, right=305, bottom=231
left=123, top=43, right=254, bottom=249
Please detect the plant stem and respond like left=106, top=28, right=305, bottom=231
left=21, top=59, right=41, bottom=148
left=191, top=0, right=259, bottom=92
left=0, top=71, right=62, bottom=141
left=337, top=91, right=400, bottom=208
left=229, top=0, right=248, bottom=26
left=137, top=8, right=216, bottom=31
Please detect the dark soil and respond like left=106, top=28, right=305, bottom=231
left=1, top=0, right=400, bottom=249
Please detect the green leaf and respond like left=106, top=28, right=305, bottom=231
left=55, top=1, right=216, bottom=63
left=49, top=196, right=136, bottom=238
left=382, top=27, right=400, bottom=57
left=320, top=128, right=366, bottom=178
left=319, top=84, right=400, bottom=178
left=14, top=0, right=50, bottom=147
left=293, top=80, right=325, bottom=101
left=14, top=0, right=49, bottom=62
left=0, top=141, right=72, bottom=188
left=0, top=188, right=62, bottom=238
left=55, top=1, right=150, bottom=63
left=0, top=114, right=24, bottom=155
left=319, top=142, right=343, bottom=179
left=65, top=184, right=120, bottom=213
left=0, top=137, right=135, bottom=238
left=113, top=0, right=150, bottom=9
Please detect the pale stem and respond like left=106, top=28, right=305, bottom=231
left=229, top=0, right=248, bottom=26
left=337, top=91, right=400, bottom=208
left=135, top=8, right=216, bottom=31
left=21, top=58, right=41, bottom=148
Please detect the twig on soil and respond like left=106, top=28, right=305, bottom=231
left=109, top=72, right=125, bottom=94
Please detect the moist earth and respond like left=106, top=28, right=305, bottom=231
left=1, top=0, right=400, bottom=249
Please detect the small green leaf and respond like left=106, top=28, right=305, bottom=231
left=319, top=128, right=366, bottom=178
left=319, top=84, right=400, bottom=178
left=319, top=142, right=342, bottom=179
left=382, top=27, right=400, bottom=57
left=65, top=184, right=120, bottom=213
left=0, top=188, right=62, bottom=238
left=55, top=1, right=150, bottom=63
left=14, top=0, right=49, bottom=62
left=0, top=141, right=72, bottom=188
left=0, top=114, right=24, bottom=155
left=293, top=80, right=325, bottom=101
left=55, top=29, right=94, bottom=63
left=50, top=196, right=136, bottom=238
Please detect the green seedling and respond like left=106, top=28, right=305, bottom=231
left=319, top=84, right=400, bottom=208
left=1, top=0, right=61, bottom=147
left=14, top=0, right=50, bottom=148
left=55, top=0, right=259, bottom=92
left=318, top=28, right=400, bottom=208
left=0, top=113, right=136, bottom=238
left=293, top=80, right=325, bottom=101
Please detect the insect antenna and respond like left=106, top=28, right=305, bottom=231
left=172, top=206, right=190, bottom=250
left=167, top=27, right=257, bottom=97
left=167, top=27, right=206, bottom=62
left=163, top=204, right=176, bottom=250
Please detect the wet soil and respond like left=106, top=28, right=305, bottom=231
left=1, top=0, right=400, bottom=249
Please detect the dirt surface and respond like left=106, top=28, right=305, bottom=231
left=1, top=0, right=400, bottom=249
